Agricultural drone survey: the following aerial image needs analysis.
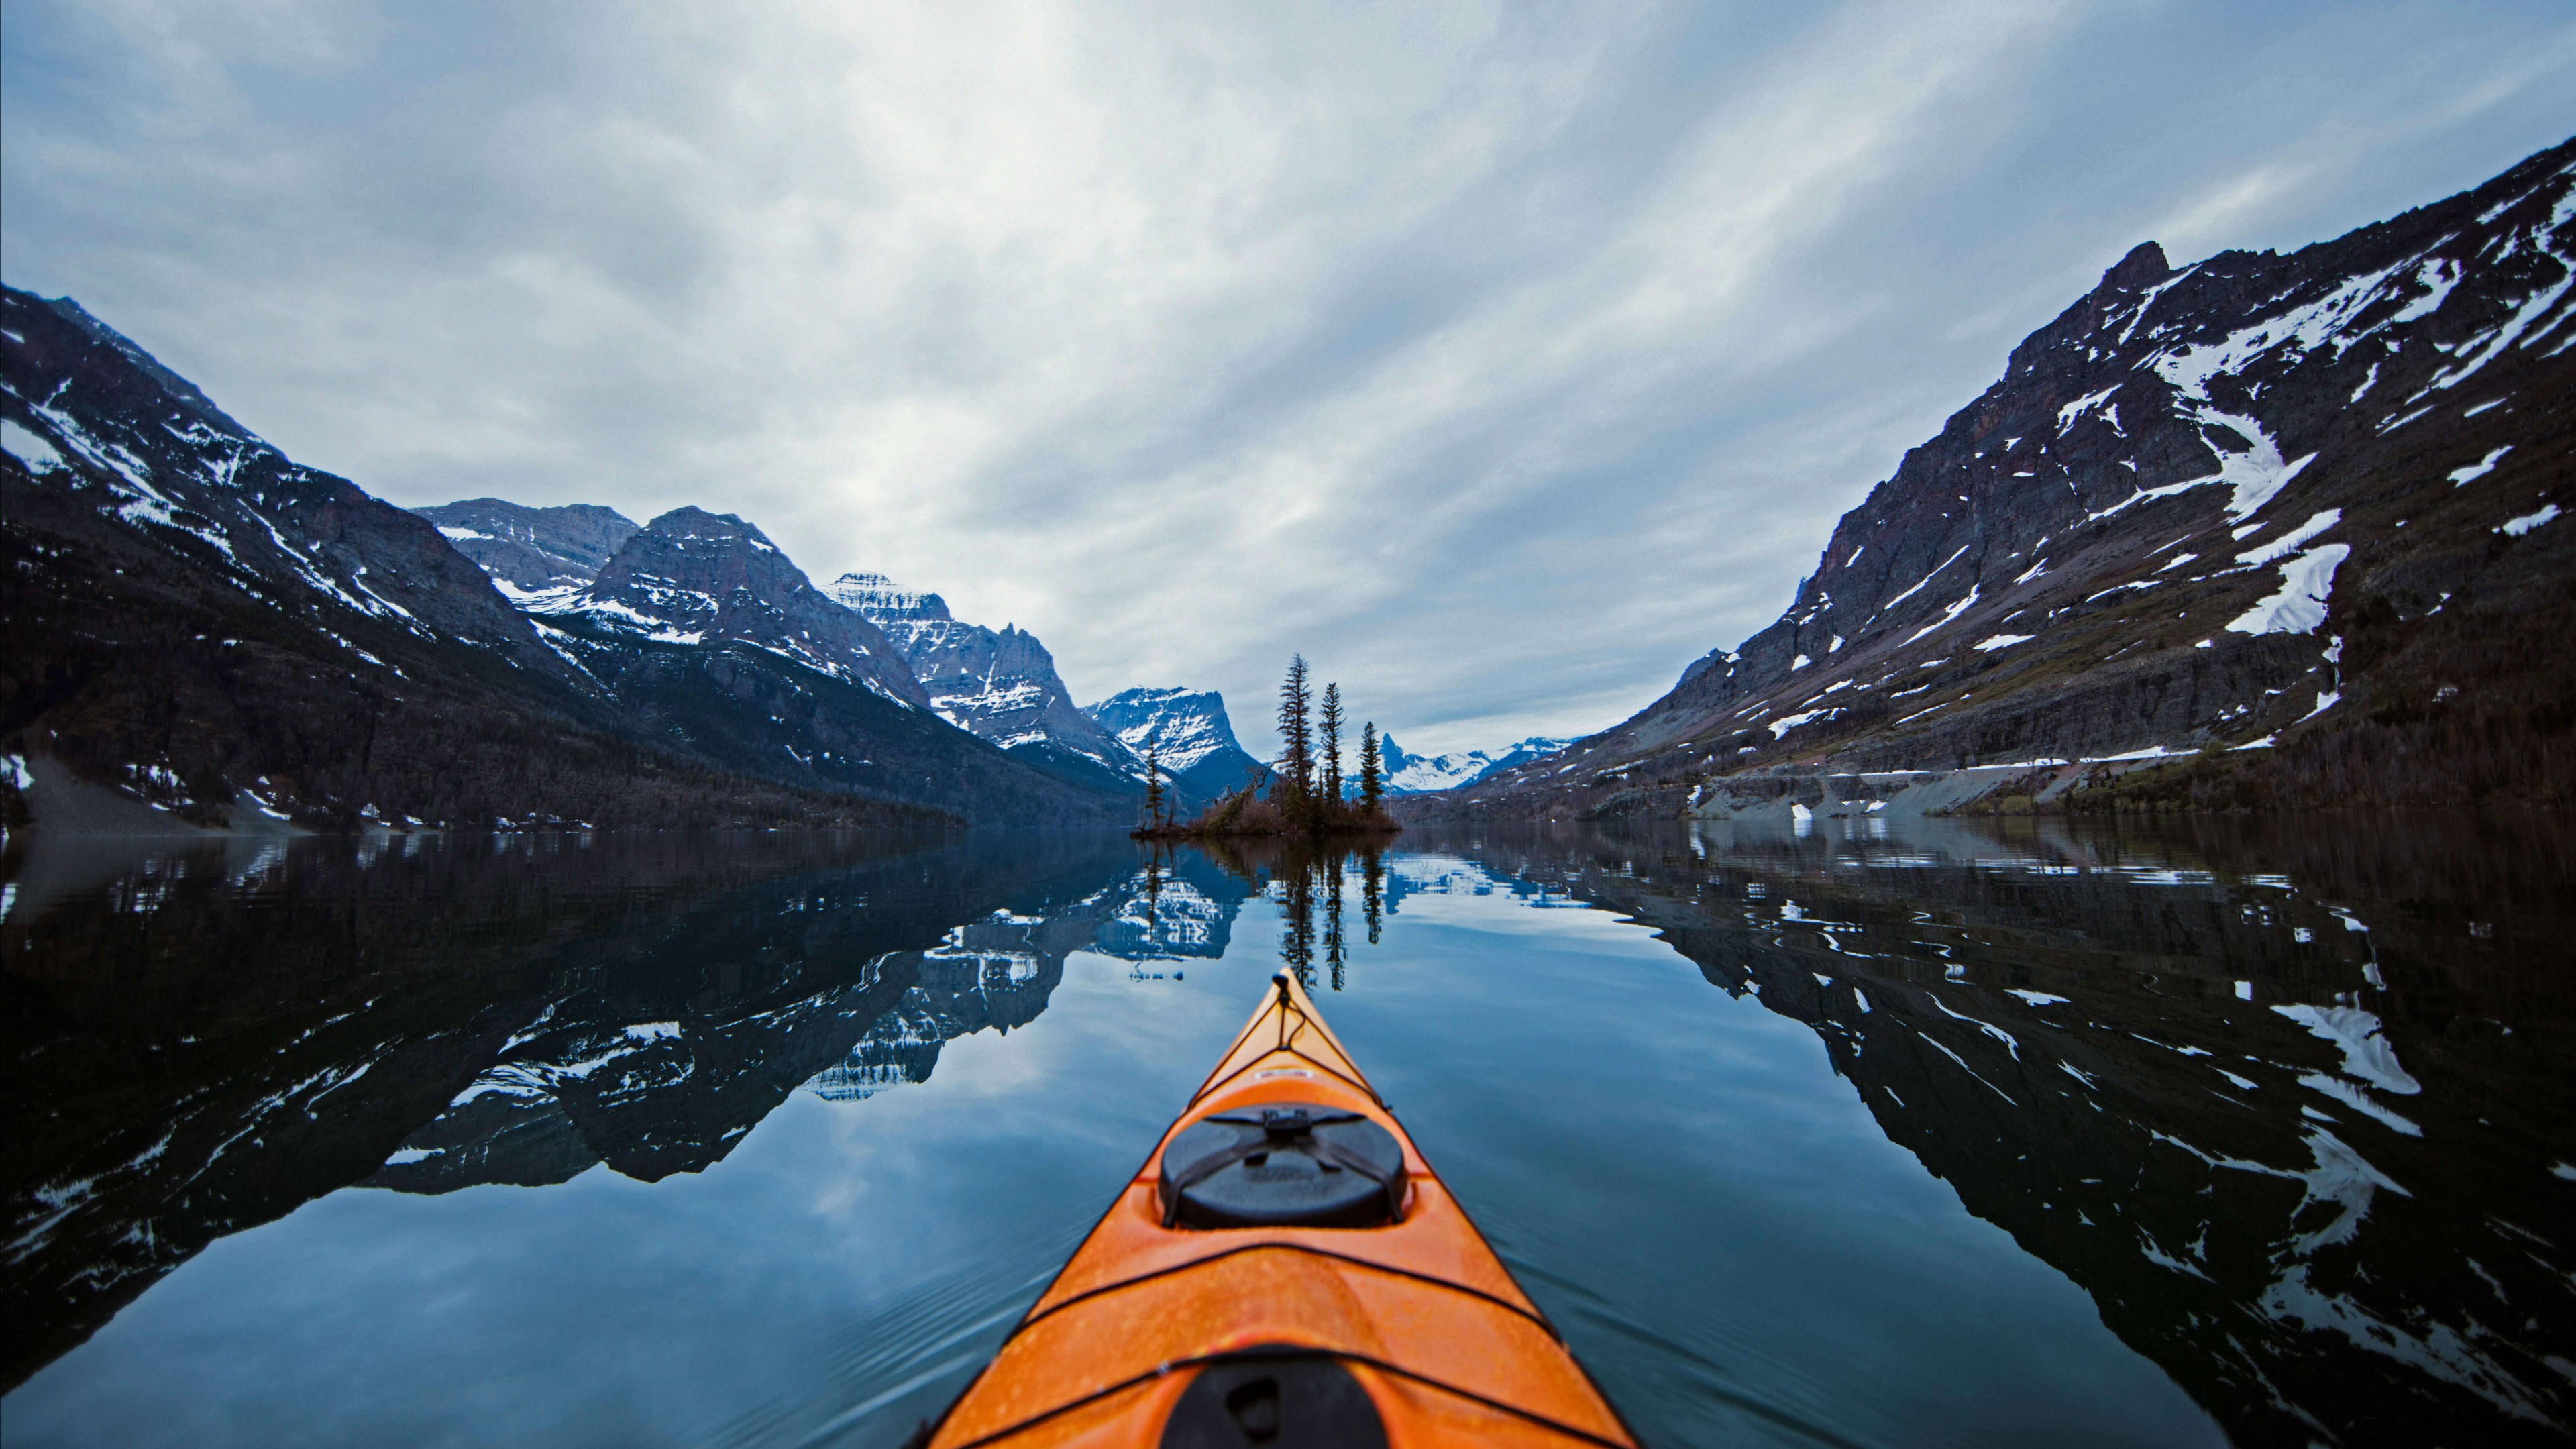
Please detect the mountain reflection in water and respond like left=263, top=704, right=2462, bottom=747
left=2, top=814, right=2569, bottom=1447
left=3, top=830, right=1215, bottom=1386
left=1436, top=816, right=2575, bottom=1447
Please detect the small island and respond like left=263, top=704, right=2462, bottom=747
left=1134, top=656, right=1400, bottom=839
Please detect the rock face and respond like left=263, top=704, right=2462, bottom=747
left=1428, top=138, right=2576, bottom=820
left=502, top=522, right=1132, bottom=824
left=1084, top=687, right=1270, bottom=801
left=0, top=293, right=569, bottom=680
left=411, top=498, right=639, bottom=592
left=543, top=513, right=930, bottom=708
left=1379, top=735, right=1574, bottom=794
left=0, top=286, right=892, bottom=831
left=828, top=571, right=1140, bottom=784
left=0, top=286, right=1125, bottom=829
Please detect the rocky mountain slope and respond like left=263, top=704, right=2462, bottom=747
left=412, top=498, right=638, bottom=592
left=828, top=571, right=1144, bottom=792
left=541, top=512, right=928, bottom=707
left=1083, top=687, right=1270, bottom=800
left=1379, top=734, right=1573, bottom=794
left=1425, top=138, right=2576, bottom=822
left=0, top=287, right=1127, bottom=829
left=492, top=512, right=1133, bottom=824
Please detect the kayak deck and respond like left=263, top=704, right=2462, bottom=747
left=921, top=972, right=1637, bottom=1448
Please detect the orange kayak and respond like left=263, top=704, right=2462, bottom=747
left=919, top=971, right=1640, bottom=1448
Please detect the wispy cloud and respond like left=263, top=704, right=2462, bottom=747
left=6, top=0, right=2571, bottom=752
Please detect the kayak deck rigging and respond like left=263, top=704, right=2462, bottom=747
left=918, top=971, right=1638, bottom=1448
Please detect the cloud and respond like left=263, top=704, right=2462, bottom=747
left=7, top=0, right=2573, bottom=754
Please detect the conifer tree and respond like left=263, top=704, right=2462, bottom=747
left=1358, top=722, right=1384, bottom=812
left=1275, top=655, right=1313, bottom=816
left=1318, top=683, right=1344, bottom=815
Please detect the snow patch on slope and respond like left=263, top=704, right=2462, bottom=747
left=2227, top=545, right=2349, bottom=637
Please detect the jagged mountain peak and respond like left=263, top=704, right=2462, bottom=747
left=1, top=285, right=561, bottom=680
left=1085, top=688, right=1238, bottom=769
left=1090, top=684, right=1216, bottom=714
left=537, top=509, right=931, bottom=707
left=2104, top=239, right=2173, bottom=291
left=1091, top=684, right=1203, bottom=710
left=0, top=284, right=756, bottom=828
left=640, top=505, right=762, bottom=544
left=828, top=569, right=1138, bottom=780
left=1085, top=688, right=1267, bottom=798
left=828, top=571, right=955, bottom=625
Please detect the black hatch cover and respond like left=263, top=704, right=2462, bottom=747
left=1157, top=1103, right=1405, bottom=1229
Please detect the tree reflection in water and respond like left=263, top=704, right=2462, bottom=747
left=1155, top=837, right=1390, bottom=992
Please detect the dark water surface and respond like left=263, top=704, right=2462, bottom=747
left=4, top=815, right=2571, bottom=1447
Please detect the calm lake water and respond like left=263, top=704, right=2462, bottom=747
left=4, top=814, right=2571, bottom=1447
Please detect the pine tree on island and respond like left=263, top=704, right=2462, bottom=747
left=1318, top=684, right=1345, bottom=810
left=1358, top=722, right=1384, bottom=812
left=1275, top=655, right=1314, bottom=820
left=1132, top=656, right=1399, bottom=839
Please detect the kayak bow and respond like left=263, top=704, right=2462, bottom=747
left=921, top=971, right=1638, bottom=1449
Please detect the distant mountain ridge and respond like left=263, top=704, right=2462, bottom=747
left=485, top=509, right=1139, bottom=822
left=1379, top=734, right=1574, bottom=794
left=405, top=495, right=1267, bottom=815
left=828, top=570, right=1142, bottom=786
left=1084, top=687, right=1269, bottom=801
left=1426, top=136, right=2576, bottom=820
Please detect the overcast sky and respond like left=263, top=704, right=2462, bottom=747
left=6, top=2, right=2572, bottom=754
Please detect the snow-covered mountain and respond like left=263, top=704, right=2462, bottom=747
left=527, top=513, right=929, bottom=707
left=0, top=286, right=726, bottom=830
left=1431, top=137, right=2576, bottom=819
left=412, top=498, right=637, bottom=592
left=1, top=288, right=1132, bottom=829
left=827, top=571, right=1139, bottom=782
left=1379, top=734, right=1575, bottom=794
left=1084, top=687, right=1269, bottom=800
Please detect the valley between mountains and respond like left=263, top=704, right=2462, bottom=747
left=5, top=138, right=2573, bottom=834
